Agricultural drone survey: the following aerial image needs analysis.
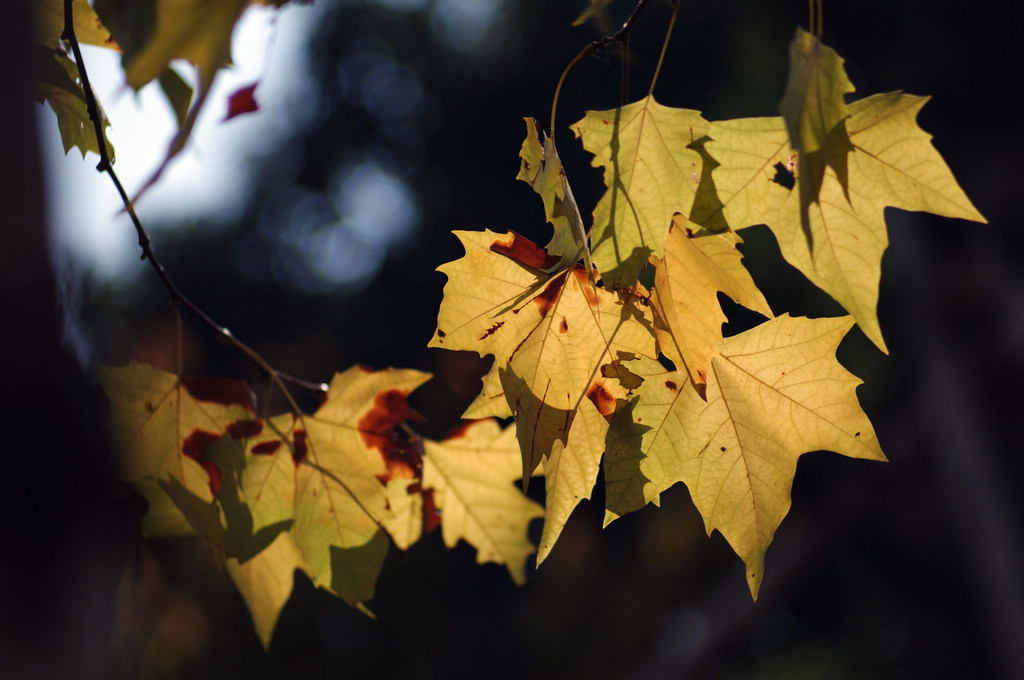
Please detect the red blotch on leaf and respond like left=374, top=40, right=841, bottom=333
left=292, top=430, right=308, bottom=466
left=225, top=83, right=259, bottom=121
left=586, top=381, right=617, bottom=418
left=227, top=419, right=264, bottom=440
left=572, top=267, right=600, bottom=306
left=443, top=421, right=474, bottom=440
left=181, top=376, right=256, bottom=411
left=490, top=232, right=560, bottom=270
left=358, top=390, right=426, bottom=480
left=559, top=318, right=569, bottom=334
left=479, top=321, right=505, bottom=340
left=533, top=274, right=566, bottom=318
left=251, top=440, right=282, bottom=456
left=182, top=429, right=223, bottom=494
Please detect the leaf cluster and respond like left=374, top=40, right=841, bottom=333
left=40, top=0, right=986, bottom=651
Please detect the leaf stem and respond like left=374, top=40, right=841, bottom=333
left=60, top=0, right=327, bottom=405
left=550, top=0, right=652, bottom=140
left=646, top=0, right=679, bottom=98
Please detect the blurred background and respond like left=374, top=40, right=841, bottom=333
left=4, top=0, right=1023, bottom=678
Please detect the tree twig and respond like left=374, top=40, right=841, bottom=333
left=60, top=0, right=326, bottom=402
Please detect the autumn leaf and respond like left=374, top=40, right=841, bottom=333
left=517, top=117, right=593, bottom=276
left=536, top=398, right=607, bottom=565
left=99, top=362, right=255, bottom=502
left=32, top=46, right=115, bottom=160
left=284, top=366, right=430, bottom=600
left=631, top=315, right=885, bottom=597
left=225, top=82, right=260, bottom=121
left=650, top=216, right=772, bottom=387
left=431, top=229, right=655, bottom=479
left=462, top=360, right=512, bottom=420
left=706, top=93, right=986, bottom=351
left=33, top=0, right=116, bottom=48
left=421, top=419, right=543, bottom=584
left=779, top=29, right=856, bottom=246
left=93, top=0, right=257, bottom=196
left=572, top=96, right=710, bottom=288
left=226, top=530, right=307, bottom=649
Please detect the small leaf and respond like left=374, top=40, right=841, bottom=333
left=32, top=46, right=115, bottom=160
left=421, top=420, right=543, bottom=584
left=650, top=217, right=772, bottom=386
left=225, top=82, right=260, bottom=121
left=33, top=0, right=117, bottom=48
left=537, top=398, right=607, bottom=565
left=226, top=530, right=306, bottom=650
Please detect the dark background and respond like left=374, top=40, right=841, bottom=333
left=3, top=1, right=1023, bottom=678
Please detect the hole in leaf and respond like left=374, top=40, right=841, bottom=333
left=771, top=162, right=795, bottom=190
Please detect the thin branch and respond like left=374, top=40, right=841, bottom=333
left=60, top=0, right=327, bottom=403
left=550, top=0, right=652, bottom=141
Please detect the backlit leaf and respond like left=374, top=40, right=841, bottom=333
left=32, top=46, right=115, bottom=160
left=572, top=96, right=710, bottom=288
left=779, top=29, right=856, bottom=246
left=650, top=217, right=772, bottom=386
left=422, top=420, right=543, bottom=584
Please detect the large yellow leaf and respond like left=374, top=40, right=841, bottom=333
left=536, top=398, right=608, bottom=565
left=705, top=93, right=986, bottom=351
left=421, top=420, right=543, bottom=584
left=650, top=216, right=772, bottom=386
left=649, top=315, right=885, bottom=597
left=572, top=96, right=710, bottom=288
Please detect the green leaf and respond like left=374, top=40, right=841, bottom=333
left=421, top=419, right=544, bottom=584
left=32, top=46, right=115, bottom=160
left=779, top=29, right=856, bottom=246
left=572, top=96, right=710, bottom=288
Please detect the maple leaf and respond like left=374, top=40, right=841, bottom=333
left=421, top=419, right=543, bottom=584
left=650, top=216, right=772, bottom=387
left=225, top=530, right=306, bottom=649
left=517, top=117, right=593, bottom=277
left=572, top=96, right=710, bottom=288
left=33, top=0, right=117, bottom=49
left=705, top=92, right=986, bottom=351
left=779, top=29, right=856, bottom=246
left=462, top=361, right=513, bottom=420
left=31, top=46, right=116, bottom=160
left=431, top=230, right=655, bottom=479
left=618, top=315, right=884, bottom=597
left=93, top=0, right=252, bottom=195
left=536, top=398, right=607, bottom=565
left=99, top=362, right=255, bottom=502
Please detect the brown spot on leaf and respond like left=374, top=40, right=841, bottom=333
left=855, top=432, right=861, bottom=437
left=436, top=329, right=446, bottom=339
left=586, top=382, right=617, bottom=418
left=358, top=390, right=427, bottom=479
left=720, top=446, right=726, bottom=452
left=227, top=419, right=263, bottom=440
left=181, top=376, right=256, bottom=411
left=665, top=380, right=678, bottom=391
left=490, top=232, right=560, bottom=270
left=182, top=429, right=222, bottom=494
left=572, top=267, right=600, bottom=306
left=251, top=440, right=282, bottom=456
left=444, top=422, right=475, bottom=440
left=145, top=401, right=154, bottom=413
left=559, top=318, right=569, bottom=334
left=292, top=430, right=308, bottom=466
left=479, top=321, right=505, bottom=340
left=533, top=274, right=566, bottom=318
